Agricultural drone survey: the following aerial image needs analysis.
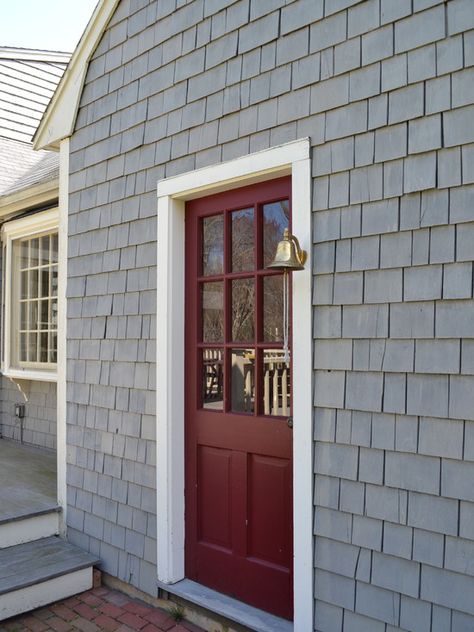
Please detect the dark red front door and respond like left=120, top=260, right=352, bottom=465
left=184, top=177, right=293, bottom=620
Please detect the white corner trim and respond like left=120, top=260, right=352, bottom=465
left=156, top=138, right=313, bottom=632
left=57, top=138, right=69, bottom=536
left=33, top=0, right=120, bottom=151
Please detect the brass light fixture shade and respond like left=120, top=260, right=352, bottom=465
left=267, top=228, right=307, bottom=271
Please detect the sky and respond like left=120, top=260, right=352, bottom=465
left=0, top=0, right=99, bottom=53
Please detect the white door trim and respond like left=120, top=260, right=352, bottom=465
left=156, top=138, right=313, bottom=631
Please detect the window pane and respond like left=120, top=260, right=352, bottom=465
left=231, top=278, right=254, bottom=341
left=39, top=333, right=48, bottom=362
left=20, top=333, right=27, bottom=361
left=28, top=333, right=37, bottom=362
left=28, top=301, right=38, bottom=330
left=29, top=269, right=38, bottom=298
left=51, top=234, right=58, bottom=263
left=49, top=333, right=57, bottom=363
left=263, top=200, right=290, bottom=267
left=51, top=265, right=58, bottom=297
left=21, top=271, right=28, bottom=299
left=202, top=348, right=224, bottom=410
left=39, top=300, right=49, bottom=330
left=40, top=269, right=49, bottom=298
left=51, top=299, right=58, bottom=328
left=40, top=236, right=49, bottom=265
left=30, top=238, right=39, bottom=267
left=20, top=242, right=29, bottom=269
left=263, top=275, right=283, bottom=342
left=262, top=349, right=290, bottom=416
left=20, top=302, right=27, bottom=329
left=231, top=348, right=254, bottom=414
left=202, top=215, right=224, bottom=276
left=232, top=208, right=254, bottom=272
left=202, top=281, right=224, bottom=343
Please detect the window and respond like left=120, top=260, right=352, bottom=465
left=2, top=209, right=59, bottom=381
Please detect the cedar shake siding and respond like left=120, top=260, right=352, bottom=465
left=67, top=0, right=474, bottom=628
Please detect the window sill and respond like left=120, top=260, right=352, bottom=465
left=2, top=368, right=57, bottom=382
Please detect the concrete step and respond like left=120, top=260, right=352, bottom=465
left=0, top=506, right=60, bottom=549
left=0, top=536, right=100, bottom=621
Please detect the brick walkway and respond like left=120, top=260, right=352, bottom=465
left=0, top=586, right=204, bottom=632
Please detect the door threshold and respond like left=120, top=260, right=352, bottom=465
left=157, top=578, right=293, bottom=632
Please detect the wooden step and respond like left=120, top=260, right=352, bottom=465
left=0, top=536, right=100, bottom=621
left=0, top=506, right=60, bottom=548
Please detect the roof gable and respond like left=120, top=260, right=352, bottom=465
left=0, top=47, right=69, bottom=144
left=33, top=0, right=120, bottom=151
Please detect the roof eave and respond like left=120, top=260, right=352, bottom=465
left=33, top=0, right=120, bottom=152
left=0, top=178, right=59, bottom=217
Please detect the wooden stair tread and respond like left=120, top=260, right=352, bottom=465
left=0, top=504, right=61, bottom=526
left=0, top=536, right=99, bottom=595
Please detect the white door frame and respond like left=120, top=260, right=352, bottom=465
left=156, top=138, right=313, bottom=631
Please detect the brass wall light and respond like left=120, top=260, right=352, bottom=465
left=267, top=228, right=307, bottom=362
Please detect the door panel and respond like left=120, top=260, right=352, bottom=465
left=185, top=177, right=293, bottom=620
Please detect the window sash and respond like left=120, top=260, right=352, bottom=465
left=12, top=230, right=58, bottom=369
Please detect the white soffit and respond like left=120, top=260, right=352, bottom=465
left=33, top=0, right=119, bottom=152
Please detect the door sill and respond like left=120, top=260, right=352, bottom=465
left=157, top=578, right=293, bottom=632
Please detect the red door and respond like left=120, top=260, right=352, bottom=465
left=185, top=177, right=293, bottom=620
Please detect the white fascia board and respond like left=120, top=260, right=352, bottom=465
left=33, top=0, right=120, bottom=152
left=0, top=179, right=59, bottom=217
left=0, top=48, right=71, bottom=63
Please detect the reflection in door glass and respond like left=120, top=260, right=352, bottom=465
left=263, top=275, right=283, bottom=342
left=231, top=278, right=254, bottom=341
left=262, top=349, right=290, bottom=416
left=202, top=348, right=224, bottom=410
left=231, top=348, right=254, bottom=413
left=232, top=208, right=254, bottom=272
left=202, top=282, right=224, bottom=342
left=202, top=215, right=224, bottom=275
left=263, top=200, right=289, bottom=267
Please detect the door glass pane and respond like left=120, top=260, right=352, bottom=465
left=231, top=348, right=254, bottom=413
left=232, top=208, right=254, bottom=272
left=263, top=200, right=290, bottom=267
left=202, top=281, right=224, bottom=342
left=202, top=348, right=224, bottom=410
left=231, top=278, right=254, bottom=341
left=263, top=275, right=283, bottom=342
left=202, top=215, right=224, bottom=276
left=262, top=349, right=290, bottom=416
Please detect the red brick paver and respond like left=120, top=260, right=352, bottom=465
left=0, top=587, right=204, bottom=632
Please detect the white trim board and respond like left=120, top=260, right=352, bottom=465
left=156, top=138, right=313, bottom=632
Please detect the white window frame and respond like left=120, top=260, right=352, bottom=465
left=2, top=208, right=59, bottom=382
left=156, top=138, right=313, bottom=631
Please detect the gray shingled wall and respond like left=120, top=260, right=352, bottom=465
left=0, top=377, right=56, bottom=450
left=67, top=0, right=474, bottom=625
